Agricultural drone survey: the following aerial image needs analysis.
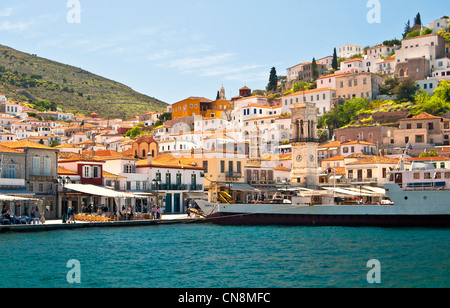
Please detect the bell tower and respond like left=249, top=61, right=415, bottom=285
left=290, top=102, right=319, bottom=187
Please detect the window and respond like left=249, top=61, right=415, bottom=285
left=124, top=165, right=134, bottom=174
left=237, top=161, right=241, bottom=174
left=424, top=173, right=431, bottom=179
left=415, top=135, right=424, bottom=143
left=446, top=172, right=450, bottom=179
left=220, top=161, right=225, bottom=173
left=202, top=161, right=208, bottom=173
left=43, top=157, right=51, bottom=176
left=32, top=156, right=41, bottom=175
left=413, top=173, right=420, bottom=180
left=92, top=166, right=100, bottom=178
left=417, top=123, right=422, bottom=129
left=435, top=172, right=442, bottom=179
left=406, top=124, right=412, bottom=129
left=367, top=169, right=372, bottom=179
left=6, top=164, right=16, bottom=179
left=83, top=166, right=91, bottom=178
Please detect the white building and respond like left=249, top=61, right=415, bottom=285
left=338, top=44, right=363, bottom=59
left=281, top=87, right=336, bottom=116
left=429, top=17, right=450, bottom=34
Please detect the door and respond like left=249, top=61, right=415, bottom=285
left=165, top=193, right=172, bottom=213
left=357, top=170, right=363, bottom=181
left=174, top=193, right=181, bottom=213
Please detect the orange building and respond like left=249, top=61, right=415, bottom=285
left=172, top=97, right=231, bottom=120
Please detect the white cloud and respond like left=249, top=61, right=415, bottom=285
left=0, top=20, right=33, bottom=31
left=0, top=7, right=13, bottom=17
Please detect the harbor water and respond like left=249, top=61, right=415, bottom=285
left=0, top=224, right=448, bottom=288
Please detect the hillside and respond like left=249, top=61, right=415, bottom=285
left=0, top=44, right=167, bottom=119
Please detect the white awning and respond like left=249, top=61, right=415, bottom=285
left=322, top=187, right=374, bottom=197
left=0, top=194, right=39, bottom=201
left=363, top=186, right=386, bottom=195
left=65, top=184, right=137, bottom=198
left=185, top=192, right=208, bottom=200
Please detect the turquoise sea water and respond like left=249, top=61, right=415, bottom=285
left=0, top=224, right=448, bottom=288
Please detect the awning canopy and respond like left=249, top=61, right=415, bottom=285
left=322, top=187, right=375, bottom=197
left=0, top=194, right=39, bottom=201
left=230, top=183, right=258, bottom=191
left=184, top=192, right=208, bottom=200
left=64, top=184, right=138, bottom=198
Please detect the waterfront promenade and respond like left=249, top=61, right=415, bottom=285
left=0, top=214, right=207, bottom=233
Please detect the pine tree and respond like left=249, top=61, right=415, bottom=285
left=414, top=13, right=422, bottom=26
left=311, top=58, right=319, bottom=80
left=267, top=67, right=278, bottom=92
left=403, top=19, right=411, bottom=38
left=332, top=48, right=338, bottom=70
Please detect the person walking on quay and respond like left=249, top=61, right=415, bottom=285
left=151, top=206, right=156, bottom=220
left=156, top=207, right=161, bottom=220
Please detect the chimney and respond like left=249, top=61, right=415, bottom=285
left=147, top=152, right=153, bottom=165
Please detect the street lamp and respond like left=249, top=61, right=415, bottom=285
left=57, top=175, right=71, bottom=220
left=152, top=178, right=162, bottom=208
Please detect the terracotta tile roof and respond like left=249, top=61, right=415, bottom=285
left=58, top=151, right=104, bottom=163
left=58, top=166, right=78, bottom=175
left=346, top=156, right=399, bottom=165
left=439, top=147, right=450, bottom=153
left=103, top=171, right=126, bottom=178
left=318, top=141, right=341, bottom=149
left=0, top=144, right=24, bottom=154
left=406, top=156, right=450, bottom=162
left=321, top=155, right=345, bottom=162
left=399, top=112, right=442, bottom=121
left=283, top=87, right=336, bottom=98
left=82, top=149, right=121, bottom=157
left=322, top=166, right=346, bottom=175
left=135, top=135, right=157, bottom=145
left=316, top=72, right=352, bottom=80
left=0, top=140, right=55, bottom=150
left=274, top=165, right=291, bottom=171
left=341, top=140, right=376, bottom=146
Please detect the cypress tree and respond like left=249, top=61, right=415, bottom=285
left=311, top=58, right=319, bottom=80
left=403, top=19, right=411, bottom=38
left=267, top=67, right=278, bottom=92
left=414, top=13, right=422, bottom=26
left=332, top=48, right=338, bottom=70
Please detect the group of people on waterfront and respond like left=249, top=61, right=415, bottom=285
left=1, top=206, right=41, bottom=225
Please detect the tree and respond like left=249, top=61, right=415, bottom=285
left=394, top=77, right=417, bottom=101
left=267, top=67, right=278, bottom=92
left=403, top=19, right=411, bottom=38
left=332, top=48, right=338, bottom=70
left=311, top=58, right=319, bottom=80
left=414, top=13, right=422, bottom=26
left=154, top=112, right=172, bottom=127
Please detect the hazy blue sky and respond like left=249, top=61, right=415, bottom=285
left=0, top=0, right=448, bottom=105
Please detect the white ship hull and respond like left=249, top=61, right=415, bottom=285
left=196, top=183, right=450, bottom=227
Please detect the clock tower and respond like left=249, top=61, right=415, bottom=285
left=290, top=102, right=319, bottom=187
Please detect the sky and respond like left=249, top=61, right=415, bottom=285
left=0, top=0, right=448, bottom=106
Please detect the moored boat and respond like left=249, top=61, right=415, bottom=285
left=196, top=162, right=450, bottom=227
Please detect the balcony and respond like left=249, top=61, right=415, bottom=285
left=225, top=172, right=242, bottom=179
left=248, top=180, right=276, bottom=186
left=290, top=138, right=319, bottom=144
left=151, top=184, right=203, bottom=191
left=0, top=178, right=26, bottom=187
